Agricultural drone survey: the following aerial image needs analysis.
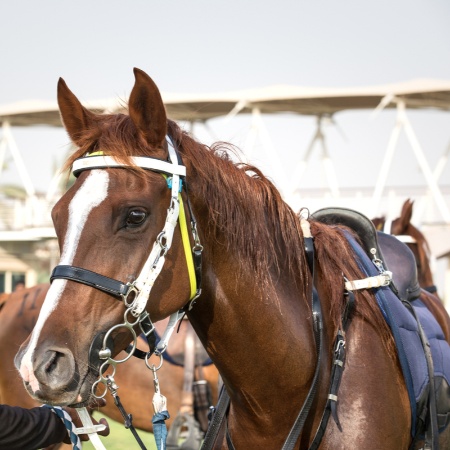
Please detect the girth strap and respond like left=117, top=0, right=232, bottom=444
left=308, top=291, right=355, bottom=449
left=403, top=301, right=439, bottom=450
left=51, top=265, right=130, bottom=298
left=201, top=386, right=231, bottom=450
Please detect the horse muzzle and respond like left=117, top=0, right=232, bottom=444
left=14, top=342, right=88, bottom=405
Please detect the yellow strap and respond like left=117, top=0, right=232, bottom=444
left=178, top=194, right=197, bottom=300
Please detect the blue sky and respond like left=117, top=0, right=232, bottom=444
left=1, top=0, right=449, bottom=195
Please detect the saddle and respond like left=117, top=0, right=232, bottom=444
left=377, top=231, right=422, bottom=301
left=311, top=207, right=421, bottom=301
left=312, top=207, right=450, bottom=443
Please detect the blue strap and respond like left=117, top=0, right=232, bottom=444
left=152, top=410, right=170, bottom=450
left=42, top=404, right=81, bottom=450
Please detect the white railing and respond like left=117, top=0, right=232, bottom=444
left=0, top=194, right=55, bottom=231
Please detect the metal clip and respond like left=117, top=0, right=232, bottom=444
left=335, top=337, right=345, bottom=355
left=381, top=271, right=392, bottom=286
left=150, top=362, right=168, bottom=414
left=151, top=366, right=160, bottom=394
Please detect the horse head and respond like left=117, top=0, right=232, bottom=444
left=373, top=199, right=436, bottom=294
left=15, top=68, right=194, bottom=406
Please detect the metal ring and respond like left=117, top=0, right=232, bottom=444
left=92, top=379, right=108, bottom=399
left=145, top=352, right=163, bottom=371
left=156, top=231, right=168, bottom=250
left=122, top=284, right=139, bottom=308
left=98, top=360, right=116, bottom=383
left=102, top=323, right=137, bottom=364
left=124, top=307, right=140, bottom=326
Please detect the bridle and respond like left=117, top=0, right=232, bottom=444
left=50, top=135, right=203, bottom=397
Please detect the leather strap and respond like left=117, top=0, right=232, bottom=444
left=112, top=392, right=148, bottom=449
left=403, top=300, right=439, bottom=449
left=281, top=236, right=323, bottom=450
left=51, top=265, right=129, bottom=298
left=424, top=285, right=438, bottom=294
left=225, top=417, right=236, bottom=450
left=201, top=386, right=230, bottom=450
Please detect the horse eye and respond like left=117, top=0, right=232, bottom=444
left=126, top=209, right=147, bottom=227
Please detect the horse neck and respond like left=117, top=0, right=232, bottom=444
left=180, top=144, right=340, bottom=410
left=189, top=249, right=318, bottom=394
left=185, top=196, right=333, bottom=422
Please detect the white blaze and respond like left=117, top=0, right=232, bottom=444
left=19, top=170, right=109, bottom=387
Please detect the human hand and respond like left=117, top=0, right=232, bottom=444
left=63, top=398, right=110, bottom=443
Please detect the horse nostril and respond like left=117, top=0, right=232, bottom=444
left=45, top=351, right=60, bottom=375
left=35, top=348, right=76, bottom=391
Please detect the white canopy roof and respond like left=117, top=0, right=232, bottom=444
left=1, top=78, right=450, bottom=126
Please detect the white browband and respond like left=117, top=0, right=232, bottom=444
left=72, top=155, right=186, bottom=177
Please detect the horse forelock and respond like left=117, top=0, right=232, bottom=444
left=63, top=113, right=154, bottom=172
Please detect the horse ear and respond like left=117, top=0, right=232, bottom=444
left=128, top=68, right=167, bottom=148
left=399, top=199, right=414, bottom=229
left=57, top=78, right=97, bottom=146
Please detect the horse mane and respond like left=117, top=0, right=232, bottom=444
left=168, top=122, right=393, bottom=348
left=166, top=121, right=310, bottom=288
left=62, top=114, right=394, bottom=350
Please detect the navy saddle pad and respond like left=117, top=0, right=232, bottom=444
left=345, top=231, right=450, bottom=437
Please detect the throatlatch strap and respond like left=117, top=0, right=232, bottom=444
left=50, top=265, right=129, bottom=298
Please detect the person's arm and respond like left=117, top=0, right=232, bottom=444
left=0, top=403, right=67, bottom=450
left=0, top=403, right=110, bottom=450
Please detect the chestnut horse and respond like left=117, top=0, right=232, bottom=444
left=15, top=69, right=450, bottom=449
left=0, top=285, right=218, bottom=434
left=373, top=199, right=437, bottom=295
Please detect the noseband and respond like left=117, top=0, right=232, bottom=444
left=50, top=136, right=203, bottom=396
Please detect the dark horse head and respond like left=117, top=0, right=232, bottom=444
left=373, top=199, right=437, bottom=295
